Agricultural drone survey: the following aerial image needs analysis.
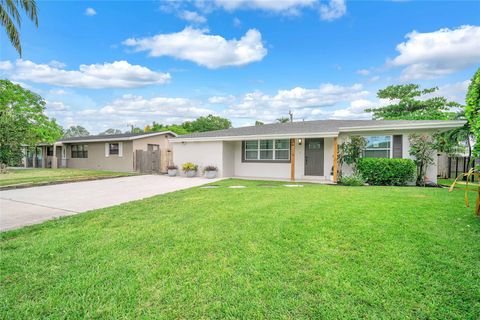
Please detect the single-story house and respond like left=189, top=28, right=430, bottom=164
left=171, top=120, right=465, bottom=183
left=23, top=131, right=176, bottom=173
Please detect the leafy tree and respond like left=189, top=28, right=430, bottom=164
left=255, top=120, right=264, bottom=126
left=276, top=117, right=290, bottom=123
left=408, top=134, right=436, bottom=186
left=0, top=0, right=39, bottom=56
left=0, top=80, right=62, bottom=166
left=99, top=128, right=122, bottom=135
left=338, top=136, right=367, bottom=175
left=366, top=84, right=458, bottom=120
left=466, top=68, right=480, bottom=158
left=63, top=125, right=89, bottom=138
left=182, top=115, right=232, bottom=132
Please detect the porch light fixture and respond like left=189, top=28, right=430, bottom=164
left=298, top=138, right=302, bottom=145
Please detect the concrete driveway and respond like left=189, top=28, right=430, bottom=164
left=0, top=175, right=220, bottom=231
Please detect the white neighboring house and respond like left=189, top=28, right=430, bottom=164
left=171, top=120, right=465, bottom=183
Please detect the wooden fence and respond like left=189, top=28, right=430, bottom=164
left=134, top=149, right=172, bottom=174
left=438, top=154, right=479, bottom=180
left=135, top=150, right=161, bottom=174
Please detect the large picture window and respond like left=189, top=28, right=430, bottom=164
left=71, top=144, right=88, bottom=158
left=363, top=136, right=391, bottom=158
left=244, top=139, right=290, bottom=162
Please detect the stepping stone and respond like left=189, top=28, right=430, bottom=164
left=283, top=184, right=303, bottom=187
left=200, top=185, right=219, bottom=189
left=228, top=185, right=247, bottom=188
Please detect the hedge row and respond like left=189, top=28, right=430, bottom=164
left=357, top=158, right=416, bottom=186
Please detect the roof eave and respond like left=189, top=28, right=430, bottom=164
left=339, top=121, right=466, bottom=133
left=172, top=131, right=339, bottom=143
left=57, top=131, right=177, bottom=144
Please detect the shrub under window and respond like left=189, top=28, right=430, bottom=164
left=357, top=158, right=416, bottom=186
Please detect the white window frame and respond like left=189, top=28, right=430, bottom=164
left=105, top=142, right=123, bottom=157
left=362, top=135, right=393, bottom=158
left=244, top=139, right=290, bottom=161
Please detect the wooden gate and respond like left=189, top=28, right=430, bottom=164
left=135, top=149, right=161, bottom=174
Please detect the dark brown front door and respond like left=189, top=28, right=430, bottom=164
left=305, top=138, right=324, bottom=176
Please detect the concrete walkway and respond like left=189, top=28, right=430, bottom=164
left=0, top=175, right=220, bottom=231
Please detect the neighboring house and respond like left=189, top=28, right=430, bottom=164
left=23, top=131, right=176, bottom=173
left=171, top=120, right=465, bottom=183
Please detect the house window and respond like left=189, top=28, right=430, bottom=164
left=46, top=146, right=54, bottom=156
left=109, top=143, right=119, bottom=155
left=363, top=136, right=391, bottom=158
left=244, top=139, right=290, bottom=161
left=71, top=145, right=88, bottom=158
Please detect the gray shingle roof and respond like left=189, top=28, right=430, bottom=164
left=58, top=131, right=174, bottom=143
left=174, top=120, right=464, bottom=140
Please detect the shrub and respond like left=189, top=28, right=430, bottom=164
left=357, top=158, right=416, bottom=186
left=182, top=162, right=198, bottom=172
left=204, top=165, right=218, bottom=172
left=339, top=173, right=365, bottom=186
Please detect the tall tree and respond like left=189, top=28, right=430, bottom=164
left=0, top=0, right=39, bottom=56
left=63, top=126, right=89, bottom=138
left=182, top=115, right=232, bottom=132
left=0, top=80, right=62, bottom=166
left=466, top=68, right=480, bottom=158
left=366, top=84, right=459, bottom=120
left=255, top=120, right=264, bottom=126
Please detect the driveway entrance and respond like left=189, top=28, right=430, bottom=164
left=0, top=175, right=219, bottom=231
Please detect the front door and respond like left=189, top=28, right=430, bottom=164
left=305, top=138, right=324, bottom=176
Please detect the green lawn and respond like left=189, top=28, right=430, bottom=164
left=0, top=168, right=136, bottom=188
left=1, top=179, right=479, bottom=318
left=438, top=178, right=479, bottom=189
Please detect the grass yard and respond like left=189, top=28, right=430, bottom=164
left=1, top=179, right=479, bottom=318
left=0, top=168, right=135, bottom=188
left=438, top=178, right=479, bottom=190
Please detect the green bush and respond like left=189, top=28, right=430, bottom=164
left=357, top=158, right=416, bottom=186
left=339, top=173, right=366, bottom=186
left=182, top=162, right=198, bottom=172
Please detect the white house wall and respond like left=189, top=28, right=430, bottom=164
left=172, top=141, right=225, bottom=177
left=338, top=129, right=439, bottom=183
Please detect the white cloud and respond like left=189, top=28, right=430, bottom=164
left=330, top=99, right=374, bottom=119
left=233, top=17, right=242, bottom=27
left=319, top=0, right=346, bottom=21
left=0, top=60, right=13, bottom=70
left=208, top=95, right=236, bottom=104
left=48, top=60, right=66, bottom=68
left=123, top=27, right=267, bottom=69
left=85, top=8, right=97, bottom=16
left=179, top=10, right=207, bottom=24
left=3, top=60, right=171, bottom=89
left=224, top=83, right=369, bottom=122
left=427, top=80, right=470, bottom=104
left=211, top=0, right=317, bottom=15
left=391, top=25, right=480, bottom=80
left=357, top=69, right=370, bottom=76
left=49, top=88, right=68, bottom=95
left=49, top=95, right=215, bottom=133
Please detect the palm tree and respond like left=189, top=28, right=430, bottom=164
left=0, top=0, right=38, bottom=57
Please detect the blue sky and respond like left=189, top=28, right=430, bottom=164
left=1, top=0, right=479, bottom=133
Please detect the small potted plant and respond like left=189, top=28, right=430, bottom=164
left=167, top=165, right=178, bottom=177
left=182, top=162, right=198, bottom=178
left=204, top=165, right=218, bottom=179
